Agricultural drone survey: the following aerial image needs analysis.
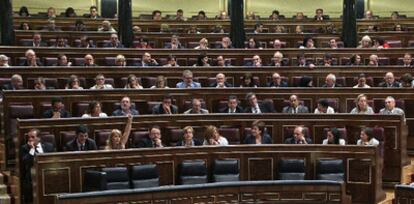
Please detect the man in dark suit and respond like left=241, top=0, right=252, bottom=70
left=31, top=33, right=48, bottom=47
left=244, top=92, right=275, bottom=113
left=284, top=126, right=312, bottom=144
left=20, top=49, right=43, bottom=66
left=42, top=97, right=71, bottom=118
left=65, top=125, right=97, bottom=151
left=378, top=72, right=401, bottom=88
left=322, top=73, right=342, bottom=88
left=136, top=126, right=164, bottom=148
left=152, top=94, right=178, bottom=114
left=282, top=95, right=310, bottom=113
left=219, top=95, right=243, bottom=113
left=112, top=96, right=140, bottom=116
left=164, top=35, right=184, bottom=49
left=267, top=72, right=288, bottom=87
left=209, top=73, right=233, bottom=88
left=20, top=129, right=55, bottom=203
left=103, top=33, right=124, bottom=48
left=2, top=74, right=24, bottom=90
left=136, top=52, right=159, bottom=67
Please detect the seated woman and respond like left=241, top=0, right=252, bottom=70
left=203, top=125, right=228, bottom=146
left=176, top=126, right=203, bottom=147
left=350, top=94, right=374, bottom=114
left=357, top=127, right=379, bottom=146
left=82, top=101, right=108, bottom=118
left=150, top=75, right=169, bottom=88
left=240, top=73, right=258, bottom=87
left=65, top=75, right=83, bottom=89
left=244, top=120, right=272, bottom=144
left=125, top=74, right=143, bottom=89
left=105, top=114, right=133, bottom=150
left=193, top=53, right=210, bottom=67
left=322, top=128, right=346, bottom=145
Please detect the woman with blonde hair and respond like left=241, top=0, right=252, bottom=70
left=177, top=126, right=202, bottom=147
left=105, top=114, right=133, bottom=150
left=125, top=74, right=143, bottom=89
left=203, top=125, right=228, bottom=146
left=350, top=94, right=374, bottom=114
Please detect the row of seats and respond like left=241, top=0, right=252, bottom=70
left=31, top=126, right=384, bottom=152
left=84, top=159, right=344, bottom=192
left=17, top=38, right=414, bottom=49
left=10, top=55, right=410, bottom=67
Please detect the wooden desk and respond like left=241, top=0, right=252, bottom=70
left=31, top=145, right=383, bottom=204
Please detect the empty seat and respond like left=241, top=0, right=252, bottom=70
left=131, top=131, right=150, bottom=147
left=104, top=57, right=116, bottom=66
left=179, top=160, right=208, bottom=185
left=278, top=159, right=305, bottom=180
left=9, top=105, right=34, bottom=136
left=43, top=57, right=58, bottom=66
left=387, top=40, right=402, bottom=48
left=83, top=170, right=107, bottom=192
left=212, top=159, right=240, bottom=182
left=316, top=159, right=344, bottom=181
left=167, top=128, right=183, bottom=146
left=95, top=131, right=110, bottom=150
left=218, top=127, right=240, bottom=144
left=101, top=167, right=130, bottom=190
left=131, top=164, right=160, bottom=188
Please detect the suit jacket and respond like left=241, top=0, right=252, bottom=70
left=136, top=137, right=165, bottom=148
left=21, top=142, right=55, bottom=182
left=244, top=134, right=272, bottom=144
left=176, top=81, right=201, bottom=88
left=19, top=60, right=43, bottom=66
left=42, top=109, right=71, bottom=118
left=244, top=103, right=275, bottom=113
left=219, top=106, right=244, bottom=113
left=112, top=108, right=139, bottom=116
left=164, top=43, right=184, bottom=49
left=176, top=139, right=203, bottom=146
left=284, top=137, right=313, bottom=144
left=378, top=81, right=401, bottom=88
left=209, top=82, right=233, bottom=88
left=322, top=83, right=342, bottom=88
left=103, top=42, right=124, bottom=48
left=282, top=105, right=309, bottom=113
left=2, top=83, right=21, bottom=90
left=267, top=81, right=288, bottom=87
left=134, top=61, right=159, bottom=67
left=65, top=138, right=97, bottom=151
left=152, top=104, right=178, bottom=114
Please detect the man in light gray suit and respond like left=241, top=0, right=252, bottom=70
left=379, top=96, right=404, bottom=115
left=282, top=95, right=309, bottom=113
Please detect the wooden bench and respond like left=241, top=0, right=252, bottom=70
left=14, top=114, right=406, bottom=185
left=394, top=184, right=414, bottom=204
left=54, top=180, right=351, bottom=204
left=31, top=145, right=382, bottom=204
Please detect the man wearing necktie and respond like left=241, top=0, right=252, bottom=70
left=284, top=126, right=312, bottom=144
left=219, top=95, right=243, bottom=114
left=21, top=129, right=55, bottom=203
left=65, top=125, right=98, bottom=151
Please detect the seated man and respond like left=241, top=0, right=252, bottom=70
left=32, top=33, right=47, bottom=47
left=184, top=98, right=209, bottom=114
left=137, top=52, right=159, bottom=67
left=284, top=126, right=312, bottom=144
left=314, top=99, right=335, bottom=114
left=269, top=51, right=284, bottom=67
left=104, top=33, right=124, bottom=48
left=97, top=20, right=116, bottom=32
left=322, top=73, right=342, bottom=88
left=20, top=129, right=55, bottom=203
left=379, top=96, right=405, bottom=115
left=218, top=36, right=234, bottom=49
left=152, top=94, right=178, bottom=114
left=112, top=96, right=139, bottom=116
left=176, top=70, right=201, bottom=88
left=87, top=6, right=100, bottom=19
left=219, top=95, right=243, bottom=113
left=42, top=97, right=71, bottom=118
left=209, top=73, right=233, bottom=88
left=90, top=74, right=113, bottom=89
left=137, top=126, right=164, bottom=148
left=282, top=95, right=309, bottom=113
left=267, top=72, right=288, bottom=87
left=244, top=92, right=275, bottom=113
left=83, top=54, right=98, bottom=66
left=65, top=125, right=97, bottom=151
left=246, top=55, right=262, bottom=67
left=164, top=35, right=184, bottom=49
left=378, top=72, right=401, bottom=87
left=403, top=53, right=413, bottom=67
left=2, top=74, right=23, bottom=90
left=0, top=54, right=10, bottom=67
left=272, top=39, right=282, bottom=49
left=20, top=49, right=42, bottom=66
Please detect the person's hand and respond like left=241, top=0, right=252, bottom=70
left=163, top=104, right=171, bottom=114
left=209, top=139, right=218, bottom=145
left=154, top=138, right=162, bottom=147
left=28, top=140, right=35, bottom=149
left=127, top=113, right=133, bottom=122
left=30, top=58, right=37, bottom=66
left=52, top=111, right=61, bottom=118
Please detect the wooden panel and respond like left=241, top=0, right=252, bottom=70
left=248, top=157, right=273, bottom=180
left=42, top=168, right=70, bottom=195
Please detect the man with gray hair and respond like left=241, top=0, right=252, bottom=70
left=20, top=49, right=42, bottom=66
left=322, top=73, right=341, bottom=88
left=379, top=96, right=404, bottom=115
left=2, top=74, right=23, bottom=90
left=0, top=55, right=10, bottom=67
left=184, top=98, right=209, bottom=114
